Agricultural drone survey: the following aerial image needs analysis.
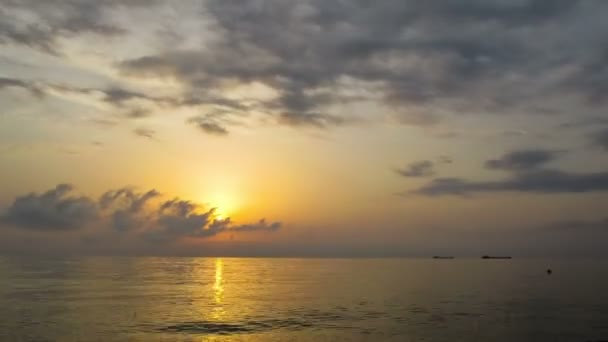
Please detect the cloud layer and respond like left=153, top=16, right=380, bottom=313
left=409, top=149, right=608, bottom=196
left=1, top=184, right=281, bottom=241
left=484, top=149, right=560, bottom=171
left=591, top=128, right=608, bottom=151
left=2, top=184, right=97, bottom=230
left=414, top=169, right=608, bottom=196
left=0, top=0, right=154, bottom=54
left=2, top=1, right=607, bottom=135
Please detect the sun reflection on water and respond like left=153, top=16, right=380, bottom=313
left=211, top=258, right=225, bottom=320
left=213, top=258, right=224, bottom=303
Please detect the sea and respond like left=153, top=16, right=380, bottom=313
left=1, top=257, right=607, bottom=341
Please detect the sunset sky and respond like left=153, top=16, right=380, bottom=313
left=1, top=0, right=608, bottom=256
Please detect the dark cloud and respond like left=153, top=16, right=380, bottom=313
left=230, top=219, right=281, bottom=232
left=0, top=77, right=29, bottom=89
left=541, top=217, right=608, bottom=233
left=89, top=118, right=119, bottom=128
left=147, top=199, right=281, bottom=242
left=124, top=108, right=152, bottom=119
left=591, top=128, right=608, bottom=151
left=98, top=188, right=161, bottom=232
left=278, top=112, right=345, bottom=128
left=99, top=188, right=160, bottom=212
left=112, top=0, right=608, bottom=130
left=396, top=160, right=435, bottom=178
left=557, top=117, right=608, bottom=130
left=152, top=199, right=219, bottom=240
left=0, top=0, right=156, bottom=54
left=501, top=129, right=528, bottom=138
left=0, top=76, right=161, bottom=105
left=435, top=131, right=461, bottom=139
left=102, top=88, right=151, bottom=105
left=1, top=184, right=97, bottom=230
left=0, top=77, right=168, bottom=124
left=563, top=47, right=608, bottom=105
left=3, top=1, right=607, bottom=134
left=2, top=184, right=281, bottom=240
left=47, top=83, right=166, bottom=108
left=188, top=116, right=229, bottom=136
left=438, top=156, right=453, bottom=164
left=133, top=128, right=156, bottom=140
left=0, top=9, right=56, bottom=54
left=413, top=169, right=608, bottom=196
left=485, top=149, right=561, bottom=171
left=0, top=77, right=43, bottom=97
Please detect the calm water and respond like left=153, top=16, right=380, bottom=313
left=1, top=257, right=607, bottom=341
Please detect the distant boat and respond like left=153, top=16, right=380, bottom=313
left=481, top=255, right=512, bottom=259
left=432, top=256, right=455, bottom=259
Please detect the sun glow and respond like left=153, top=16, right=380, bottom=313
left=206, top=191, right=240, bottom=220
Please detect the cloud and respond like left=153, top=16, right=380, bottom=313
left=0, top=77, right=30, bottom=89
left=438, top=156, right=453, bottom=164
left=501, top=129, right=528, bottom=138
left=563, top=46, right=608, bottom=105
left=99, top=188, right=160, bottom=211
left=89, top=118, right=119, bottom=128
left=541, top=217, right=608, bottom=233
left=0, top=77, right=170, bottom=125
left=99, top=188, right=160, bottom=232
left=1, top=184, right=97, bottom=230
left=147, top=199, right=281, bottom=241
left=413, top=169, right=608, bottom=196
left=591, top=128, right=608, bottom=151
left=2, top=184, right=281, bottom=240
left=484, top=149, right=561, bottom=171
left=557, top=117, right=608, bottom=129
left=0, top=76, right=159, bottom=105
left=278, top=112, right=345, bottom=128
left=102, top=88, right=149, bottom=104
left=46, top=83, right=169, bottom=109
left=396, top=160, right=435, bottom=177
left=3, top=1, right=608, bottom=135
left=188, top=115, right=229, bottom=136
left=0, top=0, right=156, bottom=54
left=0, top=77, right=43, bottom=97
left=133, top=128, right=156, bottom=140
left=110, top=0, right=608, bottom=131
left=230, top=219, right=282, bottom=232
left=155, top=199, right=217, bottom=238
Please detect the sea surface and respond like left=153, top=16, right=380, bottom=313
left=1, top=257, right=607, bottom=341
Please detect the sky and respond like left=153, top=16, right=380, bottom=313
left=1, top=0, right=608, bottom=257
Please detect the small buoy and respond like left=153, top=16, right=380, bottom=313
left=547, top=269, right=552, bottom=275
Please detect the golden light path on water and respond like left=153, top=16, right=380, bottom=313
left=211, top=258, right=225, bottom=321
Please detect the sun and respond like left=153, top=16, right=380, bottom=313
left=206, top=192, right=239, bottom=220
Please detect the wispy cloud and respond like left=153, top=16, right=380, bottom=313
left=133, top=127, right=156, bottom=140
left=590, top=128, right=608, bottom=151
left=484, top=149, right=561, bottom=171
left=413, top=169, right=608, bottom=196
left=396, top=160, right=435, bottom=178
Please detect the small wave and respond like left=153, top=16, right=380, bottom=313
left=148, top=308, right=364, bottom=336
left=158, top=321, right=260, bottom=334
left=152, top=317, right=326, bottom=335
left=450, top=311, right=482, bottom=317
